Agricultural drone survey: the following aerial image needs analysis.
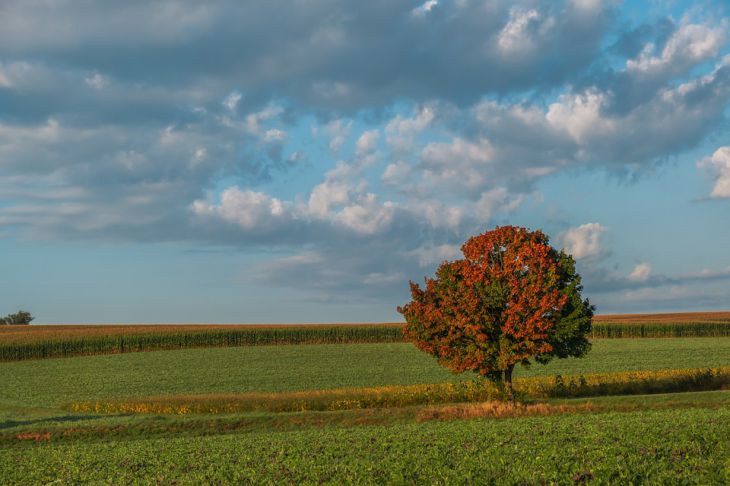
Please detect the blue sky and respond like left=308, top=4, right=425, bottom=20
left=1, top=0, right=730, bottom=323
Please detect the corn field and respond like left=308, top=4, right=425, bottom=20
left=0, top=325, right=404, bottom=361
left=1, top=315, right=729, bottom=361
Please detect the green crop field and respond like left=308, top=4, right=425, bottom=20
left=1, top=407, right=728, bottom=484
left=1, top=338, right=729, bottom=408
left=1, top=333, right=729, bottom=484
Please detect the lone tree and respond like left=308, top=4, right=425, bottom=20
left=1, top=310, right=34, bottom=325
left=398, top=225, right=593, bottom=402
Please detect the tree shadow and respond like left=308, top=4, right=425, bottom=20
left=0, top=413, right=132, bottom=430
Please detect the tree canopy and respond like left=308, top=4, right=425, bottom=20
left=1, top=310, right=34, bottom=325
left=397, top=225, right=594, bottom=401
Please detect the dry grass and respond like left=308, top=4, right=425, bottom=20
left=416, top=401, right=595, bottom=421
left=67, top=367, right=730, bottom=415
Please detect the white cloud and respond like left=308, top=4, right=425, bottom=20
left=626, top=20, right=726, bottom=79
left=569, top=0, right=604, bottom=16
left=558, top=223, right=606, bottom=260
left=355, top=129, right=380, bottom=155
left=498, top=7, right=541, bottom=53
left=407, top=244, right=461, bottom=267
left=474, top=187, right=524, bottom=221
left=191, top=187, right=287, bottom=229
left=628, top=262, right=652, bottom=282
left=324, top=119, right=351, bottom=153
left=84, top=72, right=108, bottom=90
left=414, top=201, right=465, bottom=230
left=698, top=146, right=730, bottom=198
left=420, top=137, right=494, bottom=192
left=245, top=105, right=283, bottom=135
left=263, top=128, right=286, bottom=143
left=381, top=160, right=412, bottom=187
left=546, top=90, right=615, bottom=144
left=385, top=106, right=434, bottom=152
left=222, top=91, right=242, bottom=112
left=0, top=70, right=11, bottom=88
left=362, top=272, right=405, bottom=285
left=334, top=193, right=394, bottom=235
left=411, top=0, right=438, bottom=17
left=307, top=179, right=351, bottom=218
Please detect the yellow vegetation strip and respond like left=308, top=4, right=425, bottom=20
left=66, top=367, right=730, bottom=415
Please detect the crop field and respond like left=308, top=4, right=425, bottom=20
left=2, top=311, right=730, bottom=361
left=2, top=338, right=729, bottom=408
left=1, top=407, right=728, bottom=484
left=1, top=318, right=729, bottom=484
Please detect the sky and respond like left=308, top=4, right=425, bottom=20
left=1, top=0, right=730, bottom=324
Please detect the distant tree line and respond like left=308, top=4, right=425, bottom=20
left=0, top=310, right=34, bottom=325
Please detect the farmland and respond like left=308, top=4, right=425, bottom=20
left=1, top=408, right=728, bottom=484
left=0, top=316, right=729, bottom=484
left=2, top=311, right=730, bottom=361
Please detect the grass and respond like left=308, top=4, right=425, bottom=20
left=64, top=367, right=729, bottom=414
left=1, top=407, right=727, bottom=484
left=0, top=334, right=728, bottom=484
left=2, top=338, right=729, bottom=409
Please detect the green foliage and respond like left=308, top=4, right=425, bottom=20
left=0, top=310, right=33, bottom=325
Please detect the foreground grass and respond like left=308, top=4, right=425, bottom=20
left=1, top=338, right=729, bottom=409
left=1, top=407, right=727, bottom=484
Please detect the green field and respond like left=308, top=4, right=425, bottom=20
left=1, top=336, right=729, bottom=484
left=1, top=338, right=729, bottom=408
left=1, top=407, right=727, bottom=484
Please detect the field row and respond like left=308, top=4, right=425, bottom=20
left=67, top=367, right=730, bottom=415
left=2, top=319, right=730, bottom=361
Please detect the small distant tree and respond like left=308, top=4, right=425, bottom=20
left=398, top=226, right=594, bottom=402
left=1, top=310, right=34, bottom=325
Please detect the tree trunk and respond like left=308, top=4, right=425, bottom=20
left=504, top=364, right=515, bottom=404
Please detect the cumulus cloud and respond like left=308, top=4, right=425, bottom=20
left=411, top=0, right=439, bottom=17
left=355, top=130, right=380, bottom=155
left=628, top=262, right=652, bottom=282
left=191, top=188, right=287, bottom=230
left=222, top=91, right=242, bottom=112
left=323, top=119, right=352, bottom=153
left=1, top=1, right=729, bottom=305
left=498, top=7, right=544, bottom=54
left=698, top=146, right=730, bottom=198
left=84, top=72, right=108, bottom=90
left=626, top=19, right=726, bottom=80
left=385, top=105, right=434, bottom=152
left=558, top=223, right=606, bottom=260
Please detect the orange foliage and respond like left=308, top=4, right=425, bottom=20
left=399, top=226, right=593, bottom=393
